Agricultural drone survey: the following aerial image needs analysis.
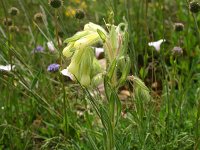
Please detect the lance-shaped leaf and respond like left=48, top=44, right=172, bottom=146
left=97, top=29, right=106, bottom=42
left=117, top=56, right=131, bottom=87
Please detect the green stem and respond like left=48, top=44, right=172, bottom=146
left=54, top=9, right=69, bottom=136
left=195, top=100, right=200, bottom=149
left=192, top=13, right=200, bottom=45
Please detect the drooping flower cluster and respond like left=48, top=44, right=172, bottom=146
left=62, top=21, right=130, bottom=88
left=62, top=22, right=107, bottom=86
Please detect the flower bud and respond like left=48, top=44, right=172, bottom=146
left=34, top=12, right=44, bottom=23
left=172, top=46, right=183, bottom=55
left=48, top=0, right=63, bottom=9
left=3, top=18, right=12, bottom=26
left=174, top=23, right=184, bottom=32
left=189, top=1, right=200, bottom=13
left=9, top=7, right=19, bottom=16
left=47, top=41, right=56, bottom=52
left=75, top=9, right=85, bottom=19
left=9, top=25, right=19, bottom=32
left=74, top=32, right=100, bottom=50
left=63, top=42, right=75, bottom=57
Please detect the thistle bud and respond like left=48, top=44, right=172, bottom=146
left=48, top=0, right=63, bottom=9
left=9, top=25, right=19, bottom=33
left=34, top=12, right=44, bottom=23
left=75, top=9, right=85, bottom=19
left=9, top=7, right=19, bottom=16
left=172, top=46, right=183, bottom=55
left=3, top=18, right=12, bottom=26
left=189, top=1, right=200, bottom=13
left=174, top=23, right=184, bottom=32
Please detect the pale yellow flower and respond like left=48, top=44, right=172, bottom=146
left=71, top=0, right=81, bottom=4
left=80, top=2, right=87, bottom=9
left=65, top=6, right=76, bottom=17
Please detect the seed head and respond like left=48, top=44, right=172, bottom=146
left=172, top=46, right=183, bottom=55
left=189, top=1, right=200, bottom=13
left=174, top=23, right=184, bottom=32
left=34, top=12, right=44, bottom=23
left=9, top=25, right=19, bottom=33
left=75, top=9, right=85, bottom=19
left=3, top=18, right=13, bottom=26
left=48, top=0, right=63, bottom=9
left=9, top=7, right=19, bottom=16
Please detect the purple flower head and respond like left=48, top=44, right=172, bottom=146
left=47, top=63, right=60, bottom=72
left=32, top=45, right=44, bottom=53
left=172, top=46, right=183, bottom=55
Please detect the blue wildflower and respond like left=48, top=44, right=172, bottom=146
left=32, top=45, right=44, bottom=53
left=47, top=63, right=60, bottom=72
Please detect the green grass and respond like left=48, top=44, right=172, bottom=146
left=0, top=0, right=200, bottom=149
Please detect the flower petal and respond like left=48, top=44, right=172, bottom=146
left=148, top=39, right=166, bottom=51
left=61, top=68, right=74, bottom=80
left=0, top=64, right=15, bottom=71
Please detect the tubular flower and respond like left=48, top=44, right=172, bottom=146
left=62, top=22, right=107, bottom=87
left=62, top=42, right=75, bottom=57
left=74, top=32, right=100, bottom=50
left=62, top=21, right=130, bottom=88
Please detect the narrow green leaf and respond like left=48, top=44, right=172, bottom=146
left=97, top=29, right=106, bottom=42
left=30, top=70, right=41, bottom=90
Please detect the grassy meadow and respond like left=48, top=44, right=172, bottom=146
left=0, top=0, right=200, bottom=149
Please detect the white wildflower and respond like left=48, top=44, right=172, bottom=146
left=61, top=68, right=74, bottom=80
left=95, top=47, right=104, bottom=58
left=47, top=41, right=56, bottom=52
left=0, top=64, right=15, bottom=71
left=148, top=39, right=166, bottom=51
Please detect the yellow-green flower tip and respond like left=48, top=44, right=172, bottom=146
left=63, top=43, right=74, bottom=57
left=74, top=32, right=100, bottom=49
left=84, top=22, right=107, bottom=35
left=80, top=74, right=91, bottom=87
